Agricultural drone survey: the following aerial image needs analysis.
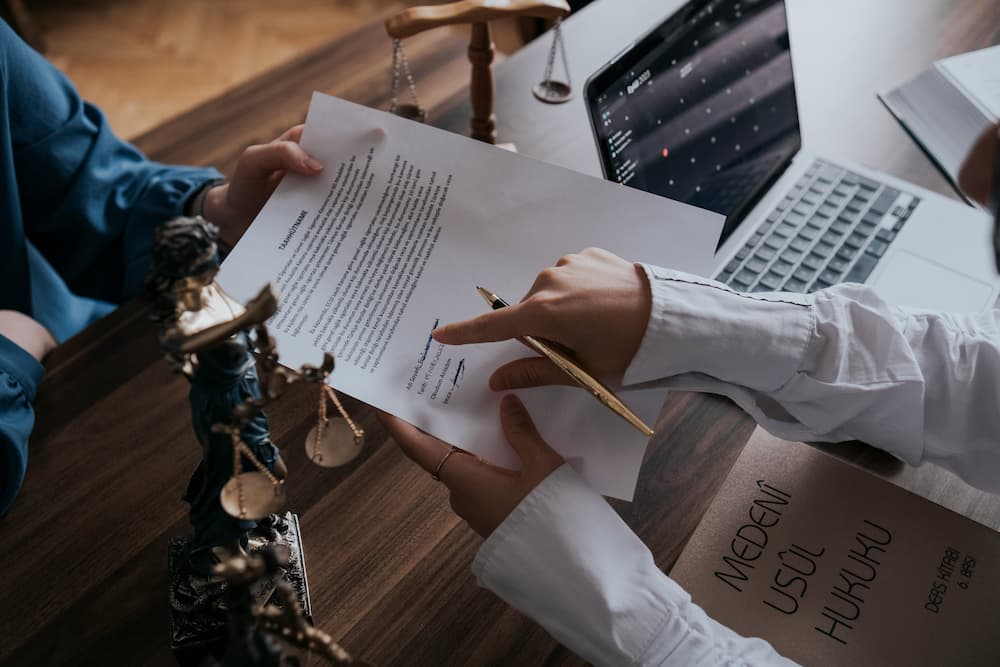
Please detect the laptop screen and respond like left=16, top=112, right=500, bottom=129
left=587, top=0, right=800, bottom=245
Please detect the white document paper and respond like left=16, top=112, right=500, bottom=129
left=218, top=92, right=723, bottom=500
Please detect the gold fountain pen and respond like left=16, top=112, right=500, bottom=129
left=476, top=287, right=655, bottom=437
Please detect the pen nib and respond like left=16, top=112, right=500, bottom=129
left=476, top=286, right=497, bottom=305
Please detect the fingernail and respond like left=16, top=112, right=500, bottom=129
left=304, top=157, right=324, bottom=171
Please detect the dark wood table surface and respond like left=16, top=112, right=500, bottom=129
left=2, top=1, right=999, bottom=665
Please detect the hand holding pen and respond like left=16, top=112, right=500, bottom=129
left=431, top=248, right=655, bottom=434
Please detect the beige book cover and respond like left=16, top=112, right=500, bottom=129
left=670, top=428, right=1000, bottom=666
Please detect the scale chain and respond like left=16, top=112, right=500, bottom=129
left=542, top=18, right=570, bottom=86
left=323, top=385, right=364, bottom=442
left=556, top=20, right=571, bottom=86
left=390, top=38, right=422, bottom=114
left=313, top=385, right=328, bottom=463
left=231, top=431, right=245, bottom=519
left=390, top=39, right=400, bottom=112
left=228, top=430, right=283, bottom=520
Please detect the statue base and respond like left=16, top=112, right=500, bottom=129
left=167, top=512, right=311, bottom=665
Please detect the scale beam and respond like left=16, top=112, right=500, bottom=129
left=385, top=0, right=569, bottom=40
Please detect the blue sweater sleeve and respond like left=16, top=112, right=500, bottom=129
left=0, top=334, right=44, bottom=517
left=0, top=20, right=223, bottom=303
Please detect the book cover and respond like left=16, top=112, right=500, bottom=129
left=879, top=45, right=1000, bottom=202
left=670, top=429, right=1000, bottom=666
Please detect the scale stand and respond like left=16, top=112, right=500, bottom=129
left=384, top=1, right=574, bottom=145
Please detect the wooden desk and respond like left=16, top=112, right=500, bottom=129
left=1, top=2, right=999, bottom=665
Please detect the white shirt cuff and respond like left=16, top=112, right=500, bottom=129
left=623, top=265, right=813, bottom=392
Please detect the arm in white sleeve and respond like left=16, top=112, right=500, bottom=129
left=623, top=265, right=1000, bottom=492
left=473, top=464, right=798, bottom=667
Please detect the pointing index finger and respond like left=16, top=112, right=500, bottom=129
left=432, top=303, right=530, bottom=345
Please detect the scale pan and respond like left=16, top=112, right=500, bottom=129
left=533, top=80, right=574, bottom=104
left=306, top=419, right=365, bottom=468
left=220, top=472, right=286, bottom=520
left=391, top=103, right=427, bottom=122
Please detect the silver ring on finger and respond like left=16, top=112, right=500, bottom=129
left=432, top=446, right=467, bottom=481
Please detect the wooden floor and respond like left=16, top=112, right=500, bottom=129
left=32, top=0, right=420, bottom=139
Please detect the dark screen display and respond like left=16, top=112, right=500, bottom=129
left=589, top=0, right=799, bottom=243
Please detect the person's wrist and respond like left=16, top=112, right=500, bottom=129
left=199, top=183, right=244, bottom=248
left=621, top=261, right=654, bottom=368
left=185, top=178, right=226, bottom=217
left=199, top=182, right=228, bottom=222
left=0, top=311, right=56, bottom=362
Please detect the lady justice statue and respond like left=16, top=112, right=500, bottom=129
left=147, top=216, right=290, bottom=576
left=146, top=216, right=323, bottom=658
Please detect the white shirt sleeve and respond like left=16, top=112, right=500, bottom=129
left=473, top=464, right=799, bottom=666
left=473, top=265, right=1000, bottom=664
left=625, top=264, right=1000, bottom=493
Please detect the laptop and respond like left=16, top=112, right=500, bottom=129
left=584, top=0, right=999, bottom=312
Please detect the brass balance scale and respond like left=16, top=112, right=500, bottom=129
left=384, top=0, right=575, bottom=144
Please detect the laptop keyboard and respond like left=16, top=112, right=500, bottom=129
left=715, top=159, right=920, bottom=293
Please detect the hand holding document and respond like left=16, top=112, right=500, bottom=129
left=218, top=92, right=723, bottom=499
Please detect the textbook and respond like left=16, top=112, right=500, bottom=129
left=879, top=45, right=1000, bottom=202
left=670, top=429, right=1000, bottom=666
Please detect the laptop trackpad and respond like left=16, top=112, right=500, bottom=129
left=870, top=250, right=994, bottom=312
